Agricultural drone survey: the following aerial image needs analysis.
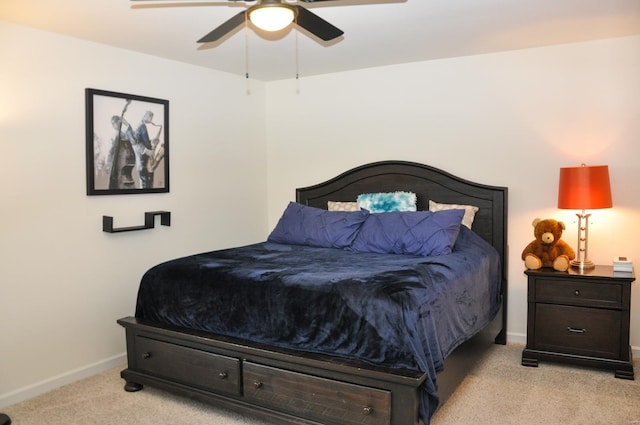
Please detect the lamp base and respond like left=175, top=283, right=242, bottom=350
left=570, top=258, right=595, bottom=270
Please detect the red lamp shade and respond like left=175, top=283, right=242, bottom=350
left=557, top=164, right=612, bottom=210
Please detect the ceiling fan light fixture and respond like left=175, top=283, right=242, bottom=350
left=248, top=2, right=296, bottom=32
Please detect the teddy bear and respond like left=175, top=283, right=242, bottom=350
left=521, top=218, right=576, bottom=272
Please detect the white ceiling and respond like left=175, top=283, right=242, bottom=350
left=2, top=0, right=640, bottom=81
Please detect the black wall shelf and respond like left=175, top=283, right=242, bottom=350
left=103, top=211, right=171, bottom=233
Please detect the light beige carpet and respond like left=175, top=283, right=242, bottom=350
left=4, top=343, right=639, bottom=425
left=431, top=343, right=640, bottom=425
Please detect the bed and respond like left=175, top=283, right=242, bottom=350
left=118, top=160, right=508, bottom=425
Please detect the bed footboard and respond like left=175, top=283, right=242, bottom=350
left=118, top=317, right=426, bottom=425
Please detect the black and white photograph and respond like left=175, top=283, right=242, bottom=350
left=85, top=88, right=169, bottom=195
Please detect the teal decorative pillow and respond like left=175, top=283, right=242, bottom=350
left=357, top=191, right=417, bottom=213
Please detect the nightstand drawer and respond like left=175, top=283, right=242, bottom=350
left=534, top=303, right=621, bottom=359
left=535, top=278, right=622, bottom=308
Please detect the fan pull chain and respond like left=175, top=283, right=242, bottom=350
left=245, top=14, right=251, bottom=94
left=295, top=16, right=300, bottom=93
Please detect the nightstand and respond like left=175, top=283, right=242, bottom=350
left=521, top=265, right=635, bottom=379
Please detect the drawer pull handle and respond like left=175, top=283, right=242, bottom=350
left=253, top=381, right=263, bottom=389
left=141, top=352, right=151, bottom=359
left=574, top=290, right=580, bottom=296
left=363, top=407, right=373, bottom=415
left=567, top=327, right=586, bottom=334
left=219, top=372, right=228, bottom=379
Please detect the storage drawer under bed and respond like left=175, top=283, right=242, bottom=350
left=134, top=335, right=241, bottom=396
left=243, top=361, right=391, bottom=425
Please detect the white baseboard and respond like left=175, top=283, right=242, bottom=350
left=506, top=331, right=526, bottom=345
left=0, top=352, right=126, bottom=410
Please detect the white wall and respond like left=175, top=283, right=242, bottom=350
left=0, top=21, right=268, bottom=407
left=265, top=36, right=640, bottom=348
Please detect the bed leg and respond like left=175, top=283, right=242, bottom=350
left=124, top=381, right=143, bottom=392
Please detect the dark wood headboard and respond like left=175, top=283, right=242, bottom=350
left=296, top=160, right=508, bottom=301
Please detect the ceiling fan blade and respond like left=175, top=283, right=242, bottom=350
left=294, top=6, right=343, bottom=41
left=197, top=10, right=246, bottom=43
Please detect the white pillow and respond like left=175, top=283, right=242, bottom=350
left=327, top=201, right=361, bottom=212
left=429, top=200, right=479, bottom=229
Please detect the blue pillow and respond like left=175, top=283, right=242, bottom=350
left=357, top=191, right=417, bottom=213
left=268, top=202, right=370, bottom=248
left=350, top=209, right=465, bottom=256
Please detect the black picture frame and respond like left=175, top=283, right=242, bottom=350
left=85, top=88, right=169, bottom=195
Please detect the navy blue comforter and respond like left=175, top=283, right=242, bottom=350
left=135, top=226, right=502, bottom=422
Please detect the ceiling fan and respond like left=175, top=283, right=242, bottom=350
left=131, top=0, right=345, bottom=44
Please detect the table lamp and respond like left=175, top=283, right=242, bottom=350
left=557, top=164, right=612, bottom=270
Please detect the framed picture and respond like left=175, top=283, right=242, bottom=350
left=85, top=88, right=169, bottom=195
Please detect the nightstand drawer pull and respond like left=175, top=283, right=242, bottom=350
left=567, top=327, right=586, bottom=334
left=574, top=290, right=580, bottom=296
